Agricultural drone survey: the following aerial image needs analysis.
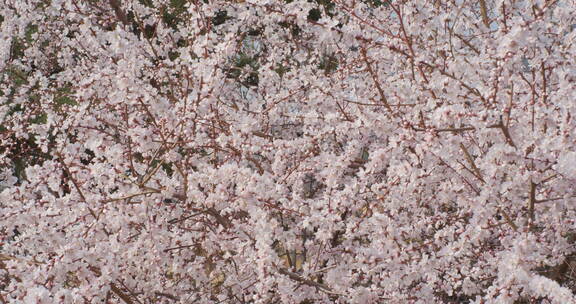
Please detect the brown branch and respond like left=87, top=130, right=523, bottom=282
left=419, top=62, right=487, bottom=105
left=277, top=268, right=342, bottom=296
left=479, top=0, right=490, bottom=27
left=155, top=292, right=180, bottom=301
left=206, top=208, right=231, bottom=229
left=487, top=116, right=516, bottom=148
left=506, top=83, right=514, bottom=128
left=108, top=0, right=129, bottom=26
left=360, top=47, right=393, bottom=113
left=431, top=151, right=480, bottom=195
left=168, top=211, right=203, bottom=224
left=456, top=159, right=480, bottom=180
left=110, top=283, right=135, bottom=304
left=57, top=153, right=98, bottom=220
left=460, top=143, right=485, bottom=183
left=101, top=190, right=160, bottom=204
left=536, top=195, right=576, bottom=204
left=454, top=33, right=480, bottom=55
left=345, top=99, right=417, bottom=107
left=498, top=207, right=518, bottom=231
left=541, top=61, right=547, bottom=104
left=389, top=2, right=431, bottom=84
left=88, top=266, right=136, bottom=304
left=246, top=156, right=265, bottom=175
left=418, top=111, right=426, bottom=129
left=413, top=126, right=475, bottom=133
left=539, top=174, right=557, bottom=184
left=528, top=181, right=536, bottom=228
left=163, top=245, right=195, bottom=253
left=252, top=131, right=272, bottom=139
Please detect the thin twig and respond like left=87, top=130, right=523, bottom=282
left=498, top=207, right=518, bottom=231
left=460, top=143, right=485, bottom=183
left=479, top=0, right=490, bottom=27
left=487, top=116, right=516, bottom=148
left=536, top=195, right=576, bottom=204
left=413, top=126, right=475, bottom=133
left=57, top=153, right=98, bottom=220
left=454, top=33, right=480, bottom=55
left=361, top=47, right=393, bottom=113
left=101, top=189, right=160, bottom=204
left=110, top=283, right=135, bottom=304
left=506, top=83, right=514, bottom=128
left=541, top=61, right=547, bottom=104
left=277, top=268, right=342, bottom=296
left=155, top=292, right=180, bottom=301
left=528, top=181, right=536, bottom=228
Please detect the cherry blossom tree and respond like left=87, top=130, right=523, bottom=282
left=1, top=0, right=575, bottom=303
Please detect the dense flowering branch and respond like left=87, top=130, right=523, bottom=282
left=1, top=0, right=576, bottom=303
